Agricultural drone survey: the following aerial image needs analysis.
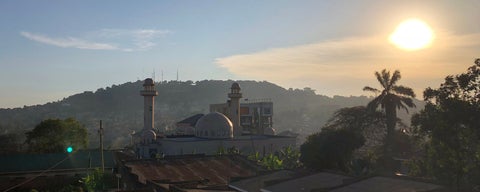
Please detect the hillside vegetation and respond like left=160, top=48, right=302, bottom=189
left=0, top=80, right=424, bottom=149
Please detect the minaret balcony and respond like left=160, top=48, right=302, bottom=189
left=140, top=90, right=158, bottom=96
left=228, top=93, right=242, bottom=98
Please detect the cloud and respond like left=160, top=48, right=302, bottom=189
left=216, top=32, right=480, bottom=97
left=20, top=31, right=118, bottom=50
left=93, top=29, right=171, bottom=51
left=21, top=29, right=171, bottom=51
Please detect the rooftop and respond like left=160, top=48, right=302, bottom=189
left=328, top=176, right=445, bottom=192
left=125, top=155, right=261, bottom=189
left=262, top=172, right=352, bottom=192
left=229, top=170, right=296, bottom=192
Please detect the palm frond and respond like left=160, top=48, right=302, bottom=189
left=389, top=70, right=401, bottom=87
left=393, top=96, right=409, bottom=113
left=400, top=96, right=416, bottom=108
left=381, top=69, right=391, bottom=90
left=363, top=86, right=380, bottom=93
left=375, top=71, right=387, bottom=89
left=392, top=85, right=416, bottom=98
left=366, top=93, right=386, bottom=112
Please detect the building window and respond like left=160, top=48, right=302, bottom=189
left=263, top=108, right=271, bottom=115
left=240, top=107, right=249, bottom=115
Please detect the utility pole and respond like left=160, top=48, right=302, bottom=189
left=99, top=120, right=105, bottom=172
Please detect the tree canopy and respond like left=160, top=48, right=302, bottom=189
left=363, top=69, right=416, bottom=164
left=300, top=128, right=364, bottom=172
left=411, top=59, right=480, bottom=191
left=26, top=118, right=88, bottom=153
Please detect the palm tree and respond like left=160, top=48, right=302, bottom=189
left=363, top=69, right=416, bottom=157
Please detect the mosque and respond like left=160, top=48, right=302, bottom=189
left=134, top=78, right=296, bottom=158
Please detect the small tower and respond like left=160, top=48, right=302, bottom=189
left=228, top=82, right=242, bottom=137
left=140, top=78, right=158, bottom=132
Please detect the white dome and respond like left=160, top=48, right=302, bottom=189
left=195, top=112, right=233, bottom=139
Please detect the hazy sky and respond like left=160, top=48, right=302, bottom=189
left=1, top=0, right=479, bottom=108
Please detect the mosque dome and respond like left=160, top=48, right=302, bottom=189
left=143, top=78, right=155, bottom=86
left=195, top=112, right=233, bottom=139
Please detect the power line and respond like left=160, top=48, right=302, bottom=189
left=4, top=154, right=72, bottom=192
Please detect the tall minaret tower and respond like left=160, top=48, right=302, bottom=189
left=228, top=82, right=242, bottom=137
left=140, top=78, right=158, bottom=131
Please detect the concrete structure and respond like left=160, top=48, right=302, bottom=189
left=136, top=78, right=159, bottom=158
left=211, top=100, right=274, bottom=135
left=175, top=114, right=204, bottom=135
left=140, top=78, right=158, bottom=131
left=134, top=81, right=296, bottom=158
left=228, top=82, right=242, bottom=137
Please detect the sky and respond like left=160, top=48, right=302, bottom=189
left=1, top=0, right=479, bottom=108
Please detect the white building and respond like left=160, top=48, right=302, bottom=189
left=135, top=79, right=296, bottom=158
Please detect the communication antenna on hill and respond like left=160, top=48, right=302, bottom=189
left=152, top=69, right=156, bottom=81
left=161, top=70, right=164, bottom=83
left=176, top=69, right=179, bottom=81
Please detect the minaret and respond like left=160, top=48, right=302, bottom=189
left=228, top=82, right=242, bottom=137
left=140, top=78, right=158, bottom=131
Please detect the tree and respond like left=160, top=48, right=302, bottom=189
left=324, top=106, right=387, bottom=148
left=411, top=59, right=480, bottom=191
left=0, top=133, right=24, bottom=154
left=26, top=118, right=88, bottom=153
left=300, top=128, right=364, bottom=172
left=83, top=168, right=112, bottom=191
left=363, top=69, right=416, bottom=159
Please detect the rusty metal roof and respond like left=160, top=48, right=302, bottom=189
left=125, top=155, right=259, bottom=187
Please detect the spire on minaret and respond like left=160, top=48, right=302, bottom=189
left=228, top=82, right=243, bottom=137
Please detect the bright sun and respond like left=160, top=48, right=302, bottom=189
left=389, top=18, right=434, bottom=51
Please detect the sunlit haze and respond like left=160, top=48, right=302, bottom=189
left=1, top=0, right=480, bottom=108
left=389, top=19, right=435, bottom=51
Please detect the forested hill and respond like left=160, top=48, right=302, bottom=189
left=0, top=80, right=424, bottom=148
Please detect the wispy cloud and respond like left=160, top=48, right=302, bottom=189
left=216, top=32, right=480, bottom=97
left=93, top=28, right=171, bottom=51
left=21, top=29, right=171, bottom=51
left=20, top=31, right=118, bottom=50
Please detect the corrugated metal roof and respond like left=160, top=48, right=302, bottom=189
left=229, top=170, right=296, bottom=192
left=329, top=176, right=445, bottom=192
left=261, top=172, right=352, bottom=192
left=125, top=155, right=258, bottom=186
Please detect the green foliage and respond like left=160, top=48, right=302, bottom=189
left=83, top=168, right=108, bottom=191
left=300, top=128, right=365, bottom=172
left=0, top=133, right=24, bottom=154
left=363, top=69, right=416, bottom=159
left=0, top=80, right=422, bottom=149
left=25, top=118, right=87, bottom=153
left=410, top=59, right=480, bottom=191
left=278, top=146, right=301, bottom=169
left=261, top=154, right=283, bottom=170
left=324, top=106, right=387, bottom=148
left=248, top=147, right=301, bottom=170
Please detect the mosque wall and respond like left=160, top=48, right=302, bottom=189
left=157, top=137, right=296, bottom=156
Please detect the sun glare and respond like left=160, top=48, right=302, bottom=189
left=389, top=18, right=434, bottom=51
